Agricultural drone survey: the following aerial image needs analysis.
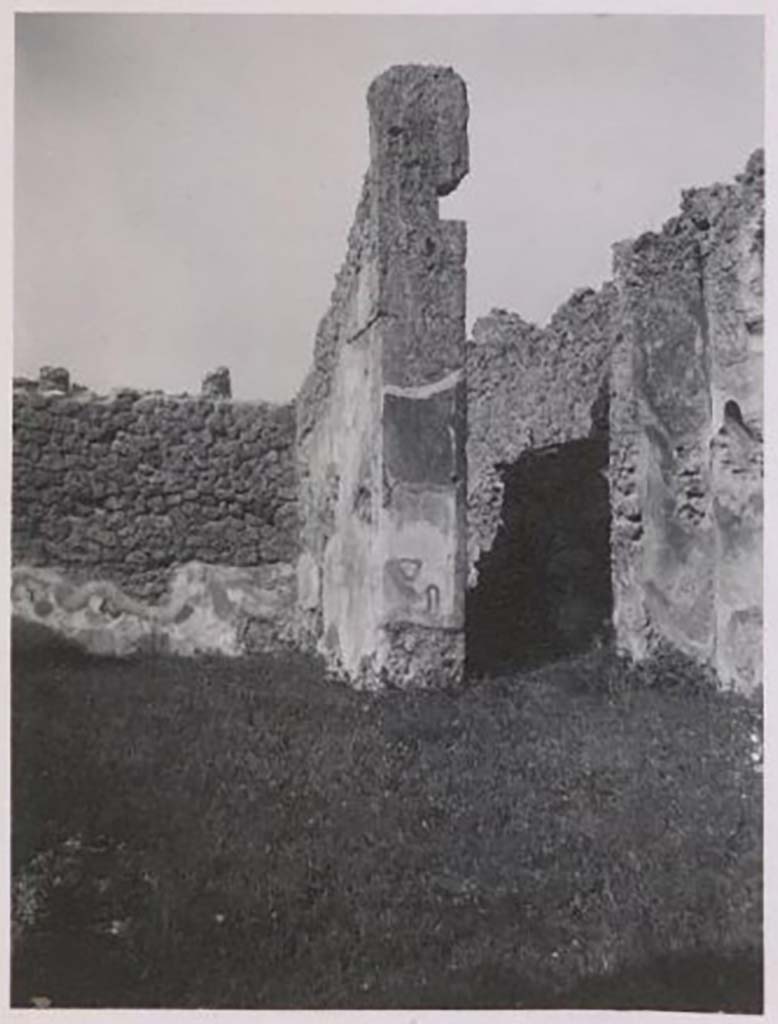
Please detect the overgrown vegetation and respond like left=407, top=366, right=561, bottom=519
left=11, top=621, right=762, bottom=1010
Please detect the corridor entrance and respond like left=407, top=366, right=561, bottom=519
left=466, top=437, right=612, bottom=676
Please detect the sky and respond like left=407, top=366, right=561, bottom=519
left=14, top=14, right=764, bottom=402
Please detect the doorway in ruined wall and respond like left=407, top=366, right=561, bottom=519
left=466, top=422, right=612, bottom=676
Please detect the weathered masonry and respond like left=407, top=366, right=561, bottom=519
left=11, top=65, right=764, bottom=694
left=609, top=152, right=764, bottom=693
left=296, top=66, right=469, bottom=689
left=12, top=367, right=299, bottom=656
left=466, top=149, right=763, bottom=693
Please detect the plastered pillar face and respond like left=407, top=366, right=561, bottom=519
left=609, top=326, right=653, bottom=661
left=296, top=65, right=468, bottom=689
left=367, top=66, right=469, bottom=687
left=611, top=228, right=715, bottom=664
left=699, top=152, right=764, bottom=693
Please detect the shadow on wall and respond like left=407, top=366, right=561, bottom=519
left=466, top=437, right=612, bottom=676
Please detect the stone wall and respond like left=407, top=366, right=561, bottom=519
left=466, top=283, right=616, bottom=584
left=465, top=149, right=762, bottom=694
left=11, top=55, right=762, bottom=693
left=611, top=149, right=764, bottom=693
left=296, top=64, right=469, bottom=689
left=12, top=368, right=299, bottom=655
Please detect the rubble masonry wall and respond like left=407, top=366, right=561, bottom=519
left=11, top=59, right=763, bottom=692
left=12, top=375, right=298, bottom=656
left=466, top=284, right=617, bottom=584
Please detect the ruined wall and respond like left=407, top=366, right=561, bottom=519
left=466, top=150, right=762, bottom=693
left=12, top=368, right=299, bottom=656
left=466, top=283, right=616, bottom=583
left=704, top=155, right=764, bottom=693
left=611, top=149, right=764, bottom=693
left=296, top=64, right=469, bottom=689
left=11, top=55, right=762, bottom=693
left=296, top=176, right=385, bottom=678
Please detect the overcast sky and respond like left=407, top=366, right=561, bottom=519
left=15, top=14, right=763, bottom=402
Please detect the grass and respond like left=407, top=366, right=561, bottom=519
left=11, top=619, right=763, bottom=1010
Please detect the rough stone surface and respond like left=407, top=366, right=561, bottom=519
left=372, top=625, right=466, bottom=691
left=466, top=284, right=616, bottom=584
left=201, top=366, right=232, bottom=399
left=10, top=59, right=762, bottom=696
left=12, top=379, right=298, bottom=611
left=38, top=366, right=70, bottom=394
left=296, top=64, right=468, bottom=689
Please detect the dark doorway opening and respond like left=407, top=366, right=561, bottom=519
left=466, top=437, right=612, bottom=676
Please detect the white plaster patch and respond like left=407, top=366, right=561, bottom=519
left=382, top=368, right=462, bottom=401
left=380, top=486, right=460, bottom=628
left=11, top=562, right=296, bottom=658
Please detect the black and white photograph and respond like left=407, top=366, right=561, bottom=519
left=7, top=7, right=766, bottom=1013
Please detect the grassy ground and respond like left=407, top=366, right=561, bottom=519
left=11, top=620, right=763, bottom=1010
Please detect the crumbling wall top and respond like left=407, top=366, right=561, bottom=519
left=13, top=365, right=288, bottom=412
left=368, top=64, right=469, bottom=198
